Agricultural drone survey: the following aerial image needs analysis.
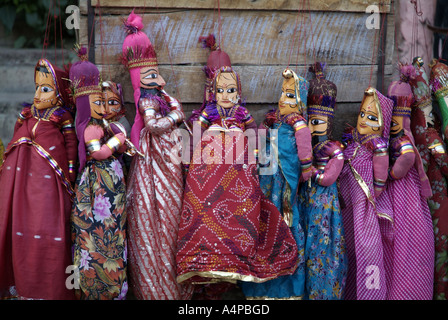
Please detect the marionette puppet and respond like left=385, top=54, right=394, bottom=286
left=238, top=68, right=314, bottom=300
left=430, top=59, right=448, bottom=142
left=70, top=47, right=128, bottom=300
left=175, top=65, right=299, bottom=287
left=120, top=11, right=193, bottom=300
left=295, top=62, right=347, bottom=300
left=188, top=34, right=232, bottom=126
left=0, top=58, right=77, bottom=300
left=415, top=57, right=448, bottom=300
left=382, top=64, right=434, bottom=300
left=186, top=34, right=238, bottom=300
left=338, top=86, right=394, bottom=300
left=101, top=80, right=134, bottom=172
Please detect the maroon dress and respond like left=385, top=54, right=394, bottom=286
left=0, top=105, right=77, bottom=299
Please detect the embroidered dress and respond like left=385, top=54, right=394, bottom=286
left=176, top=103, right=299, bottom=285
left=0, top=59, right=77, bottom=300
left=338, top=87, right=393, bottom=300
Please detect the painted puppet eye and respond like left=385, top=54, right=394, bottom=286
left=227, top=88, right=237, bottom=94
left=367, top=115, right=378, bottom=121
left=311, top=119, right=326, bottom=125
left=360, top=111, right=365, bottom=118
left=108, top=99, right=120, bottom=105
left=93, top=100, right=103, bottom=106
left=286, top=93, right=295, bottom=99
left=144, top=73, right=158, bottom=79
left=217, top=88, right=224, bottom=93
left=41, top=86, right=54, bottom=93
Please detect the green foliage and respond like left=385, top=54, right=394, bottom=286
left=0, top=0, right=76, bottom=48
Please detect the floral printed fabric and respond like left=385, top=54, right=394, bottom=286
left=298, top=180, right=347, bottom=300
left=71, top=157, right=128, bottom=300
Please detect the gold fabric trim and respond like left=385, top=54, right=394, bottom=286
left=177, top=270, right=277, bottom=285
left=346, top=145, right=394, bottom=224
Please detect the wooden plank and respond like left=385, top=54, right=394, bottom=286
left=79, top=10, right=395, bottom=66
left=97, top=64, right=393, bottom=105
left=87, top=0, right=391, bottom=13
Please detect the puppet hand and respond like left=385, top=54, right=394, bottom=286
left=284, top=112, right=304, bottom=126
left=149, top=117, right=174, bottom=134
left=301, top=165, right=314, bottom=181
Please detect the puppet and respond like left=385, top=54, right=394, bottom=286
left=411, top=57, right=448, bottom=300
left=382, top=63, right=434, bottom=299
left=297, top=62, right=347, bottom=299
left=338, top=86, right=393, bottom=300
left=121, top=11, right=193, bottom=300
left=70, top=47, right=128, bottom=300
left=176, top=66, right=299, bottom=287
left=0, top=58, right=77, bottom=299
left=239, top=67, right=313, bottom=299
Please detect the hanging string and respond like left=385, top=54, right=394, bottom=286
left=41, top=1, right=54, bottom=59
left=368, top=0, right=387, bottom=89
left=286, top=8, right=301, bottom=69
left=57, top=0, right=65, bottom=65
left=306, top=0, right=318, bottom=66
left=153, top=0, right=193, bottom=134
left=96, top=0, right=110, bottom=80
left=294, top=0, right=307, bottom=74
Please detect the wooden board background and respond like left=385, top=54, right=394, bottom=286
left=78, top=0, right=396, bottom=140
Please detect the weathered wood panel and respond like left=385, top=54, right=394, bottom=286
left=77, top=0, right=396, bottom=142
left=96, top=64, right=392, bottom=104
left=80, top=10, right=395, bottom=66
left=86, top=0, right=391, bottom=13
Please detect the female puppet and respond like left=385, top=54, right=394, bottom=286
left=412, top=57, right=448, bottom=300
left=176, top=66, right=299, bottom=287
left=338, top=86, right=394, bottom=300
left=238, top=67, right=314, bottom=300
left=70, top=47, right=128, bottom=300
left=188, top=34, right=237, bottom=300
left=121, top=11, right=193, bottom=300
left=188, top=34, right=232, bottom=126
left=384, top=64, right=434, bottom=300
left=297, top=62, right=347, bottom=300
left=0, top=59, right=77, bottom=300
left=101, top=80, right=133, bottom=172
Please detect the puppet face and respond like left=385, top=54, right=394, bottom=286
left=308, top=114, right=328, bottom=136
left=357, top=94, right=383, bottom=136
left=279, top=77, right=300, bottom=115
left=34, top=67, right=59, bottom=110
left=215, top=72, right=239, bottom=109
left=89, top=92, right=106, bottom=120
left=140, top=66, right=166, bottom=90
left=103, top=84, right=123, bottom=120
left=390, top=115, right=404, bottom=136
